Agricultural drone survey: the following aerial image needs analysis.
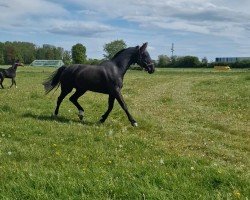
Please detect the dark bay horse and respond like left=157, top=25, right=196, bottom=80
left=0, top=60, right=24, bottom=89
left=43, top=42, right=155, bottom=126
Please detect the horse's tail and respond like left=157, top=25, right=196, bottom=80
left=43, top=65, right=66, bottom=94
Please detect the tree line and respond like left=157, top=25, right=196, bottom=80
left=157, top=54, right=250, bottom=68
left=0, top=42, right=64, bottom=65
left=0, top=40, right=249, bottom=68
left=0, top=40, right=126, bottom=66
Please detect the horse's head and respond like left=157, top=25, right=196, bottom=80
left=14, top=60, right=24, bottom=67
left=136, top=43, right=155, bottom=74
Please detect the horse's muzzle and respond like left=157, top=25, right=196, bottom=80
left=147, top=64, right=155, bottom=74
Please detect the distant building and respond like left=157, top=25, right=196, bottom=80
left=215, top=57, right=250, bottom=63
left=30, top=60, right=64, bottom=67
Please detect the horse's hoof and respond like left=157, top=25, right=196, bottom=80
left=78, top=115, right=83, bottom=121
left=99, top=117, right=105, bottom=123
left=51, top=113, right=57, bottom=118
left=132, top=122, right=138, bottom=127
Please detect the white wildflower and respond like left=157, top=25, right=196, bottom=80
left=160, top=158, right=164, bottom=165
left=107, top=130, right=113, bottom=136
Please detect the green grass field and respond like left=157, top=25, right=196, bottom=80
left=0, top=67, right=249, bottom=199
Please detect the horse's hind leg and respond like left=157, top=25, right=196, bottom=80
left=69, top=89, right=86, bottom=120
left=54, top=86, right=72, bottom=116
left=100, top=95, right=115, bottom=123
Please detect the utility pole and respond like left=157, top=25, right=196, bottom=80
left=171, top=43, right=174, bottom=57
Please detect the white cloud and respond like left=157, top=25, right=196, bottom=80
left=0, top=0, right=250, bottom=59
left=1, top=0, right=249, bottom=38
left=59, top=0, right=250, bottom=41
left=0, top=0, right=68, bottom=30
left=48, top=20, right=114, bottom=37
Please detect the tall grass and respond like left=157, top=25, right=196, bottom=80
left=0, top=67, right=249, bottom=199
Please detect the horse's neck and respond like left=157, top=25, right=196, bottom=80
left=9, top=65, right=17, bottom=71
left=112, top=50, right=135, bottom=76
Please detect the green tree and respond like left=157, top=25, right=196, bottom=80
left=174, top=56, right=200, bottom=68
left=71, top=43, right=87, bottom=64
left=201, top=57, right=208, bottom=67
left=87, top=58, right=102, bottom=65
left=0, top=42, right=4, bottom=64
left=54, top=47, right=64, bottom=60
left=43, top=44, right=55, bottom=60
left=45, top=48, right=54, bottom=60
left=103, top=40, right=127, bottom=59
left=36, top=48, right=44, bottom=60
left=157, top=55, right=171, bottom=68
left=63, top=50, right=72, bottom=65
left=19, top=42, right=36, bottom=64
left=35, top=44, right=64, bottom=61
left=4, top=43, right=16, bottom=64
left=0, top=53, right=4, bottom=65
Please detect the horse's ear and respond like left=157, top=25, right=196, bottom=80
left=139, top=42, right=148, bottom=52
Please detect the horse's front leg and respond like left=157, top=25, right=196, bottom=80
left=100, top=95, right=115, bottom=123
left=114, top=89, right=137, bottom=127
left=10, top=78, right=15, bottom=88
left=13, top=79, right=17, bottom=88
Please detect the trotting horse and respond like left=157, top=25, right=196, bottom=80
left=0, top=60, right=24, bottom=89
left=43, top=42, right=155, bottom=126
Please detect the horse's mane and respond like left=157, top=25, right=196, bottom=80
left=111, top=48, right=127, bottom=60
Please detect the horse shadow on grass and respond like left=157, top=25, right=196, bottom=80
left=22, top=112, right=98, bottom=126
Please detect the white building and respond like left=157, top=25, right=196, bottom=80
left=215, top=57, right=250, bottom=63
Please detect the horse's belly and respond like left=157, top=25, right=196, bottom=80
left=76, top=73, right=111, bottom=94
left=84, top=82, right=110, bottom=94
left=88, top=87, right=110, bottom=94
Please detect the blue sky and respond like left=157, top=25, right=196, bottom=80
left=1, top=0, right=250, bottom=61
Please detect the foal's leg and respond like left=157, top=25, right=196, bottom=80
left=10, top=78, right=17, bottom=88
left=114, top=89, right=137, bottom=127
left=0, top=77, right=3, bottom=89
left=54, top=86, right=72, bottom=116
left=13, top=78, right=17, bottom=88
left=10, top=78, right=14, bottom=88
left=69, top=89, right=86, bottom=120
left=100, top=95, right=115, bottom=123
